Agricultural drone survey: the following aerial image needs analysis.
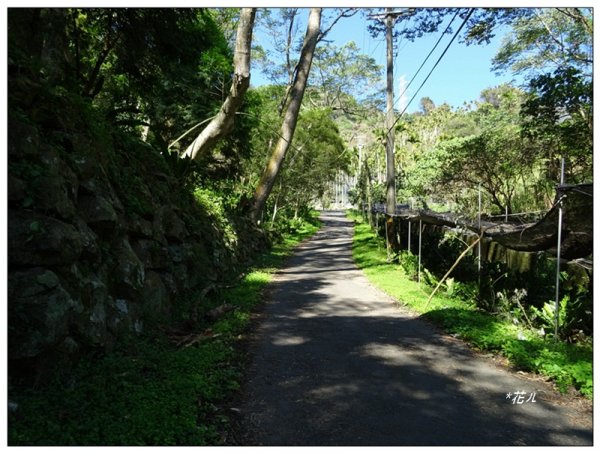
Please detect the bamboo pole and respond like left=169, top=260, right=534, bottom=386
left=425, top=233, right=483, bottom=309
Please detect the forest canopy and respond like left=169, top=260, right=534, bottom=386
left=8, top=7, right=592, bottom=222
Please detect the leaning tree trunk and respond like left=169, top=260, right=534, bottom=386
left=248, top=8, right=322, bottom=224
left=182, top=8, right=256, bottom=160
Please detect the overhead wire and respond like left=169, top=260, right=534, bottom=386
left=387, top=8, right=474, bottom=134
left=391, top=17, right=409, bottom=111
left=392, top=9, right=461, bottom=112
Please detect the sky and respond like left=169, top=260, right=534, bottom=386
left=250, top=8, right=524, bottom=113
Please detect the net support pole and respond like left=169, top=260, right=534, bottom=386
left=478, top=185, right=482, bottom=289
left=554, top=158, right=565, bottom=340
left=385, top=213, right=391, bottom=262
left=407, top=198, right=413, bottom=253
left=418, top=220, right=422, bottom=283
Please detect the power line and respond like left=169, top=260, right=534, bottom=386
left=387, top=8, right=474, bottom=134
left=393, top=9, right=460, bottom=111
left=391, top=19, right=410, bottom=110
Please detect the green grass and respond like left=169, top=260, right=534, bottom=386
left=349, top=211, right=592, bottom=399
left=8, top=214, right=321, bottom=446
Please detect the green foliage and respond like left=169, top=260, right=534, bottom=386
left=309, top=40, right=384, bottom=108
left=390, top=67, right=591, bottom=218
left=490, top=7, right=592, bottom=188
left=279, top=108, right=349, bottom=207
left=9, top=335, right=239, bottom=445
left=398, top=251, right=419, bottom=280
left=433, top=86, right=541, bottom=215
left=194, top=187, right=239, bottom=252
left=239, top=86, right=350, bottom=223
left=41, top=8, right=230, bottom=150
left=491, top=8, right=592, bottom=77
left=506, top=341, right=593, bottom=397
left=350, top=213, right=592, bottom=398
left=530, top=297, right=567, bottom=337
left=521, top=67, right=592, bottom=183
left=8, top=7, right=236, bottom=177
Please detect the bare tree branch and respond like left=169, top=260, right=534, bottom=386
left=318, top=8, right=358, bottom=42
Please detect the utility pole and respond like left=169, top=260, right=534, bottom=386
left=368, top=8, right=413, bottom=256
left=368, top=8, right=413, bottom=216
left=384, top=8, right=396, bottom=216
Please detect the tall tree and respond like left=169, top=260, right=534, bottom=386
left=490, top=8, right=592, bottom=186
left=491, top=7, right=592, bottom=78
left=435, top=85, right=539, bottom=214
left=253, top=8, right=301, bottom=87
left=248, top=8, right=322, bottom=224
left=266, top=108, right=349, bottom=222
left=308, top=41, right=383, bottom=113
left=182, top=8, right=256, bottom=160
left=419, top=97, right=436, bottom=115
left=521, top=66, right=592, bottom=185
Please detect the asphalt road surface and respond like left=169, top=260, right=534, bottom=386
left=236, top=211, right=593, bottom=446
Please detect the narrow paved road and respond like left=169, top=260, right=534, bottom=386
left=236, top=211, right=592, bottom=446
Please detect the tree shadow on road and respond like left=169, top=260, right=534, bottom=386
left=238, top=281, right=592, bottom=446
left=235, top=211, right=592, bottom=446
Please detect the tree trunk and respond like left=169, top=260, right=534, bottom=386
left=277, top=8, right=299, bottom=116
left=182, top=8, right=256, bottom=160
left=248, top=8, right=322, bottom=224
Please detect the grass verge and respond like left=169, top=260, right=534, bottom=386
left=349, top=212, right=592, bottom=399
left=8, top=214, right=321, bottom=446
